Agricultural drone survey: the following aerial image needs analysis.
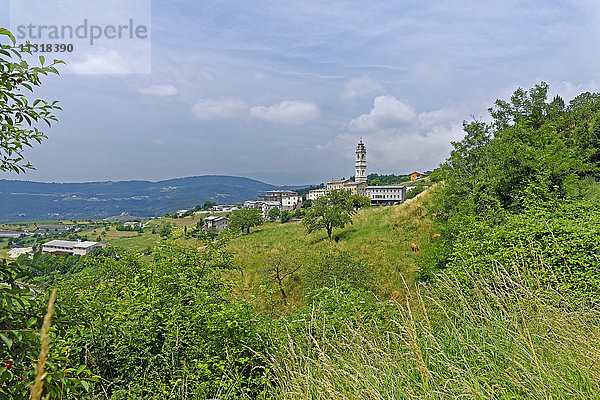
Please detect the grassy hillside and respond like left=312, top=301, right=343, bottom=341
left=228, top=188, right=436, bottom=308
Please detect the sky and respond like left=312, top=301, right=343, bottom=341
left=2, top=0, right=600, bottom=185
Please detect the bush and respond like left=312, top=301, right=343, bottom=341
left=0, top=256, right=97, bottom=399
left=280, top=210, right=291, bottom=223
left=422, top=194, right=600, bottom=299
left=55, top=239, right=268, bottom=398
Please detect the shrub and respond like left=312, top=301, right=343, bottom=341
left=55, top=239, right=268, bottom=398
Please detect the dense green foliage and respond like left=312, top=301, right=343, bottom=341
left=0, top=256, right=98, bottom=399
left=366, top=173, right=410, bottom=186
left=115, top=222, right=143, bottom=232
left=1, top=239, right=269, bottom=398
left=280, top=210, right=291, bottom=223
left=267, top=207, right=280, bottom=220
left=229, top=209, right=264, bottom=233
left=423, top=82, right=600, bottom=299
left=50, top=240, right=268, bottom=398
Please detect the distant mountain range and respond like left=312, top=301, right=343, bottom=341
left=0, top=175, right=297, bottom=222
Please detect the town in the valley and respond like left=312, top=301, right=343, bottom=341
left=0, top=140, right=426, bottom=254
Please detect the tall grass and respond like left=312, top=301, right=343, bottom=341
left=266, top=259, right=600, bottom=399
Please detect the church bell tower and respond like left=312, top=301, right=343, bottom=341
left=355, top=139, right=367, bottom=184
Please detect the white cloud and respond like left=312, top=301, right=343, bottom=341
left=250, top=100, right=320, bottom=125
left=65, top=51, right=134, bottom=75
left=349, top=96, right=416, bottom=131
left=342, top=76, right=384, bottom=100
left=138, top=85, right=178, bottom=97
left=191, top=99, right=248, bottom=119
left=555, top=80, right=600, bottom=102
left=322, top=100, right=465, bottom=173
left=367, top=122, right=464, bottom=169
left=416, top=108, right=461, bottom=130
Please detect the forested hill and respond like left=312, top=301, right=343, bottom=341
left=0, top=175, right=287, bottom=221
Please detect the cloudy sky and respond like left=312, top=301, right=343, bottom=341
left=2, top=0, right=600, bottom=185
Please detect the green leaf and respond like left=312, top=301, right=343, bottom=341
left=0, top=333, right=13, bottom=349
left=81, top=380, right=90, bottom=391
left=0, top=28, right=16, bottom=45
left=39, top=55, right=45, bottom=65
left=76, top=364, right=86, bottom=376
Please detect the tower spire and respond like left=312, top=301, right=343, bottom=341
left=355, top=139, right=367, bottom=184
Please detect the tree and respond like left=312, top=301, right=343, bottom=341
left=268, top=207, right=280, bottom=220
left=265, top=255, right=301, bottom=300
left=200, top=200, right=217, bottom=211
left=159, top=222, right=172, bottom=237
left=229, top=209, right=263, bottom=233
left=303, top=189, right=357, bottom=239
left=0, top=29, right=64, bottom=173
left=348, top=194, right=370, bottom=209
left=280, top=210, right=292, bottom=223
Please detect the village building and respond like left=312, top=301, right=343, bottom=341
left=260, top=201, right=281, bottom=218
left=42, top=240, right=106, bottom=256
left=309, top=140, right=403, bottom=205
left=258, top=190, right=298, bottom=202
left=366, top=185, right=407, bottom=206
left=204, top=216, right=229, bottom=233
left=409, top=172, right=425, bottom=181
left=307, top=188, right=327, bottom=201
left=243, top=200, right=263, bottom=210
left=0, top=230, right=24, bottom=238
left=242, top=199, right=283, bottom=218
left=123, top=221, right=142, bottom=228
left=281, top=194, right=302, bottom=211
left=326, top=178, right=352, bottom=191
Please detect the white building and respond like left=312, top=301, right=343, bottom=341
left=243, top=200, right=263, bottom=210
left=243, top=200, right=281, bottom=218
left=42, top=240, right=106, bottom=256
left=307, top=188, right=327, bottom=201
left=0, top=230, right=24, bottom=238
left=124, top=221, right=142, bottom=228
left=281, top=194, right=302, bottom=211
left=204, top=216, right=229, bottom=233
left=366, top=185, right=406, bottom=206
left=261, top=201, right=281, bottom=218
left=258, top=190, right=298, bottom=202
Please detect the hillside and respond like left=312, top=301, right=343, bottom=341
left=227, top=189, right=435, bottom=308
left=0, top=175, right=292, bottom=222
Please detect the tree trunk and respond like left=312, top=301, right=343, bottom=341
left=279, top=284, right=286, bottom=299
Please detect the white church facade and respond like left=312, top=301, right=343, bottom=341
left=308, top=140, right=406, bottom=206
